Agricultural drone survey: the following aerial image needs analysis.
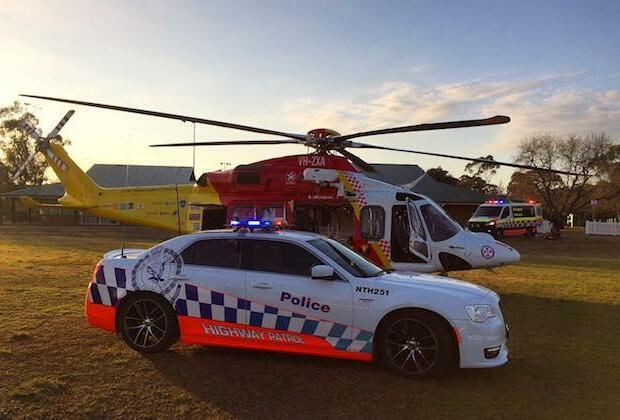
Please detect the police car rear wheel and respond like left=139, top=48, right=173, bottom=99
left=118, top=292, right=179, bottom=353
left=380, top=311, right=455, bottom=378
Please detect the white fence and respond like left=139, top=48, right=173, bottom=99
left=586, top=221, right=620, bottom=236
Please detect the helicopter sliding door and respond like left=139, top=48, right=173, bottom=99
left=390, top=205, right=429, bottom=265
left=406, top=198, right=431, bottom=263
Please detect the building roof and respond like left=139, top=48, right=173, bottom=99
left=364, top=163, right=426, bottom=186
left=403, top=174, right=487, bottom=204
left=1, top=164, right=195, bottom=198
left=365, top=163, right=485, bottom=204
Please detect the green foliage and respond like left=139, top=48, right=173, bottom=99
left=464, top=154, right=500, bottom=178
left=426, top=165, right=499, bottom=195
left=426, top=166, right=458, bottom=185
left=458, top=173, right=500, bottom=195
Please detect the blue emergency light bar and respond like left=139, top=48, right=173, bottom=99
left=230, top=219, right=273, bottom=230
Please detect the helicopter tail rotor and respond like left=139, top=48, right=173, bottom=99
left=12, top=110, right=75, bottom=182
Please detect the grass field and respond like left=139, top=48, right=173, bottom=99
left=0, top=225, right=619, bottom=419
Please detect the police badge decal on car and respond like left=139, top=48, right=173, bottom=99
left=131, top=246, right=184, bottom=302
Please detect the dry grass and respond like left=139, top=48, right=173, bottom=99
left=0, top=225, right=619, bottom=419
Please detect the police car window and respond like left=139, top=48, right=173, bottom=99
left=181, top=239, right=240, bottom=269
left=309, top=238, right=384, bottom=278
left=499, top=207, right=509, bottom=219
left=241, top=240, right=321, bottom=277
left=419, top=204, right=459, bottom=242
left=360, top=206, right=385, bottom=240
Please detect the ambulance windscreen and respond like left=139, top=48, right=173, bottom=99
left=473, top=206, right=503, bottom=217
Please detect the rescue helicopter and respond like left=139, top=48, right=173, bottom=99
left=14, top=94, right=576, bottom=273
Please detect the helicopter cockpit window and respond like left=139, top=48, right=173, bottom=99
left=360, top=206, right=385, bottom=240
left=419, top=203, right=460, bottom=242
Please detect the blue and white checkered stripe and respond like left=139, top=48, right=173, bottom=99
left=175, top=283, right=373, bottom=353
left=88, top=266, right=373, bottom=353
left=88, top=264, right=128, bottom=307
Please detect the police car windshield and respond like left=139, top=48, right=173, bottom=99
left=308, top=238, right=385, bottom=278
left=474, top=206, right=502, bottom=217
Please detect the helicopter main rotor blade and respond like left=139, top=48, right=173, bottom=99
left=20, top=94, right=308, bottom=140
left=347, top=142, right=581, bottom=176
left=150, top=139, right=303, bottom=147
left=336, top=115, right=510, bottom=141
left=337, top=148, right=376, bottom=172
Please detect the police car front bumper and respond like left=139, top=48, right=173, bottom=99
left=453, top=316, right=509, bottom=368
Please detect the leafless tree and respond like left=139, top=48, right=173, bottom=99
left=509, top=132, right=616, bottom=229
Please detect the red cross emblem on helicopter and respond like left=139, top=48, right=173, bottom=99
left=481, top=246, right=495, bottom=259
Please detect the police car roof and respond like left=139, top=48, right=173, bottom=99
left=189, top=228, right=323, bottom=242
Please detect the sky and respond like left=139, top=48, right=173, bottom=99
left=1, top=0, right=619, bottom=186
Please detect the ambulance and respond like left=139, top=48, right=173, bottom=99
left=467, top=199, right=543, bottom=239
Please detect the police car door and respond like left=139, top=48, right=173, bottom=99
left=241, top=239, right=354, bottom=353
left=179, top=238, right=247, bottom=324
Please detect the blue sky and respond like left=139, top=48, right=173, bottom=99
left=1, top=0, right=619, bottom=185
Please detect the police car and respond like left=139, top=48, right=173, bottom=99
left=86, top=221, right=508, bottom=378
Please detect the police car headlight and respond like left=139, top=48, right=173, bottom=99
left=465, top=304, right=496, bottom=323
left=487, top=221, right=496, bottom=226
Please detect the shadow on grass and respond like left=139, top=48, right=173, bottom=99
left=144, top=293, right=620, bottom=418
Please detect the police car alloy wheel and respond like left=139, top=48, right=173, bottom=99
left=379, top=311, right=456, bottom=378
left=118, top=292, right=179, bottom=353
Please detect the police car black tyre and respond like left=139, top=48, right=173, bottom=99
left=494, top=229, right=504, bottom=239
left=118, top=292, right=179, bottom=353
left=379, top=310, right=456, bottom=378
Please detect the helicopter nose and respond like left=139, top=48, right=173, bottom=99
left=496, top=242, right=521, bottom=265
left=466, top=231, right=520, bottom=268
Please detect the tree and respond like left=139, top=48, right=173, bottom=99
left=464, top=154, right=500, bottom=181
left=509, top=133, right=616, bottom=229
left=458, top=174, right=500, bottom=195
left=426, top=166, right=458, bottom=185
left=460, top=154, right=501, bottom=195
left=591, top=144, right=620, bottom=219
left=0, top=101, right=69, bottom=192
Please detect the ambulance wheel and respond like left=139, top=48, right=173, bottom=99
left=379, top=310, right=456, bottom=378
left=117, top=292, right=179, bottom=353
left=494, top=229, right=504, bottom=239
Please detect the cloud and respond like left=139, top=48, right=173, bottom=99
left=283, top=75, right=620, bottom=151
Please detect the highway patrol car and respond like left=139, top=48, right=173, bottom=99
left=468, top=199, right=543, bottom=239
left=86, top=221, right=509, bottom=378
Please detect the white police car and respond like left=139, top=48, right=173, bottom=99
left=86, top=223, right=508, bottom=378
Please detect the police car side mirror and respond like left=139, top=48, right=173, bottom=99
left=311, top=265, right=335, bottom=280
